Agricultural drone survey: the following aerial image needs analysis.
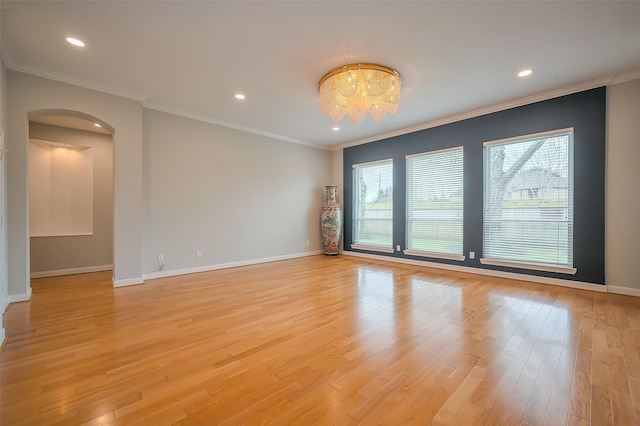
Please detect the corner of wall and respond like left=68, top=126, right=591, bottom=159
left=6, top=71, right=145, bottom=294
left=605, top=77, right=640, bottom=290
left=0, top=34, right=8, bottom=343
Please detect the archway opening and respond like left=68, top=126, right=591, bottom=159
left=27, top=109, right=115, bottom=282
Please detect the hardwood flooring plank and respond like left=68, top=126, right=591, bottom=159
left=431, top=364, right=486, bottom=424
left=1, top=256, right=640, bottom=425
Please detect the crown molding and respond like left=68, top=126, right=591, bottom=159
left=5, top=62, right=148, bottom=102
left=332, top=68, right=640, bottom=151
left=5, top=43, right=637, bottom=153
left=5, top=58, right=325, bottom=149
left=143, top=102, right=325, bottom=150
left=608, top=69, right=640, bottom=85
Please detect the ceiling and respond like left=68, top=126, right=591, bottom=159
left=2, top=1, right=640, bottom=150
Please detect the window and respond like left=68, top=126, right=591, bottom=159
left=482, top=129, right=575, bottom=274
left=352, top=159, right=393, bottom=253
left=405, top=147, right=464, bottom=260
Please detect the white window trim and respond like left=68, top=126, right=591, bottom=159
left=352, top=158, right=393, bottom=253
left=351, top=244, right=395, bottom=254
left=483, top=128, right=575, bottom=273
left=405, top=146, right=464, bottom=259
left=406, top=145, right=464, bottom=159
left=352, top=158, right=393, bottom=168
left=479, top=257, right=577, bottom=275
left=403, top=249, right=465, bottom=262
left=483, top=127, right=574, bottom=147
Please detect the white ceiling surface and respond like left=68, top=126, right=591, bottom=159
left=2, top=1, right=640, bottom=150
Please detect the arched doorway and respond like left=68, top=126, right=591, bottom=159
left=27, top=109, right=114, bottom=281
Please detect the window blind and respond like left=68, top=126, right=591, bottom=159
left=405, top=147, right=464, bottom=259
left=352, top=159, right=393, bottom=251
left=482, top=129, right=574, bottom=272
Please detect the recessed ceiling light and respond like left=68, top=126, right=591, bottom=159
left=518, top=68, right=534, bottom=78
left=66, top=37, right=85, bottom=47
left=332, top=127, right=340, bottom=131
left=234, top=94, right=246, bottom=100
left=94, top=123, right=102, bottom=128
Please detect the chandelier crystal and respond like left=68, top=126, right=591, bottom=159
left=318, top=63, right=402, bottom=124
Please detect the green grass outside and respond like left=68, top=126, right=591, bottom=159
left=355, top=234, right=393, bottom=247
left=408, top=238, right=461, bottom=254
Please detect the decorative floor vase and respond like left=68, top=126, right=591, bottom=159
left=321, top=186, right=342, bottom=255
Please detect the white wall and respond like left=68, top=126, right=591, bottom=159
left=0, top=45, right=8, bottom=344
left=28, top=123, right=113, bottom=276
left=330, top=149, right=344, bottom=251
left=330, top=149, right=343, bottom=197
left=7, top=71, right=143, bottom=297
left=606, top=78, right=640, bottom=291
left=29, top=140, right=94, bottom=237
left=5, top=66, right=635, bottom=303
left=6, top=70, right=331, bottom=297
left=142, top=109, right=330, bottom=275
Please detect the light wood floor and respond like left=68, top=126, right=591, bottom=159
left=2, top=256, right=640, bottom=425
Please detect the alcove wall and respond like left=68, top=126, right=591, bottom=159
left=29, top=122, right=113, bottom=277
left=29, top=139, right=93, bottom=237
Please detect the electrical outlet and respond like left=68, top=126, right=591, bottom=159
left=158, top=253, right=164, bottom=262
left=396, top=245, right=401, bottom=251
left=196, top=250, right=202, bottom=258
left=469, top=251, right=475, bottom=259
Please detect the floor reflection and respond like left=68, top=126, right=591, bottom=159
left=356, top=268, right=395, bottom=334
left=353, top=265, right=576, bottom=403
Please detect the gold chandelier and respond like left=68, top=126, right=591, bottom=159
left=318, top=63, right=402, bottom=124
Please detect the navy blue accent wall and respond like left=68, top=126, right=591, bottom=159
left=343, top=87, right=606, bottom=284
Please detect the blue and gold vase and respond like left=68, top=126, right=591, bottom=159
left=321, top=186, right=342, bottom=255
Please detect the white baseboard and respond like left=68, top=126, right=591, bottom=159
left=31, top=265, right=112, bottom=279
left=343, top=251, right=608, bottom=293
left=143, top=250, right=323, bottom=281
left=607, top=286, right=640, bottom=297
left=8, top=287, right=32, bottom=303
left=113, top=277, right=144, bottom=288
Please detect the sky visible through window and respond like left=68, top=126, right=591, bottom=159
left=357, top=162, right=393, bottom=203
left=499, top=135, right=569, bottom=184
